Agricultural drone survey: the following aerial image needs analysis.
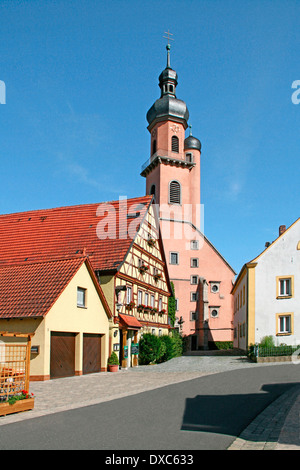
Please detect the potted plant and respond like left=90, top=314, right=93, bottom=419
left=107, top=352, right=119, bottom=372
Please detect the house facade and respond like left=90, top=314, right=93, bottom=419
left=0, top=258, right=112, bottom=380
left=232, top=220, right=300, bottom=350
left=141, top=45, right=235, bottom=350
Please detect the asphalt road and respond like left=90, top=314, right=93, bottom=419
left=0, top=364, right=299, bottom=451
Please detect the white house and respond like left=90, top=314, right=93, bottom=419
left=232, top=219, right=300, bottom=350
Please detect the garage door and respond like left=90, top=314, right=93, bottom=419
left=83, top=333, right=102, bottom=375
left=50, top=332, right=76, bottom=379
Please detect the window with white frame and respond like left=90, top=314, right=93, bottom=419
left=190, top=311, right=197, bottom=321
left=278, top=314, right=292, bottom=334
left=210, top=282, right=220, bottom=294
left=191, top=258, right=199, bottom=268
left=190, top=292, right=198, bottom=302
left=190, top=240, right=199, bottom=250
left=138, top=290, right=143, bottom=305
left=144, top=292, right=149, bottom=306
left=150, top=295, right=155, bottom=308
left=209, top=306, right=220, bottom=318
left=277, top=277, right=293, bottom=297
left=126, top=286, right=132, bottom=304
left=77, top=287, right=86, bottom=307
left=191, top=275, right=199, bottom=285
left=170, top=252, right=179, bottom=265
left=175, top=298, right=179, bottom=311
left=159, top=298, right=162, bottom=311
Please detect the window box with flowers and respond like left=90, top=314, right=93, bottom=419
left=153, top=272, right=162, bottom=282
left=144, top=305, right=152, bottom=313
left=159, top=309, right=166, bottom=316
left=125, top=301, right=135, bottom=311
left=139, top=264, right=149, bottom=275
left=147, top=238, right=156, bottom=248
left=0, top=390, right=35, bottom=417
left=150, top=307, right=158, bottom=315
left=137, top=304, right=146, bottom=313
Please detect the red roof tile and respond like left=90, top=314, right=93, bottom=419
left=0, top=258, right=86, bottom=319
left=118, top=314, right=142, bottom=329
left=0, top=196, right=153, bottom=271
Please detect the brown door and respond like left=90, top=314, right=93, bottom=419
left=83, top=334, right=102, bottom=375
left=50, top=332, right=76, bottom=379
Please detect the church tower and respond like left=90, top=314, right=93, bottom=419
left=141, top=45, right=235, bottom=350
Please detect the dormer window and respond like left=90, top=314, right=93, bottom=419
left=171, top=135, right=179, bottom=153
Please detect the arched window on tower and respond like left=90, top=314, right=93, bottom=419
left=171, top=135, right=179, bottom=153
left=150, top=184, right=156, bottom=197
left=169, top=180, right=181, bottom=205
left=152, top=139, right=157, bottom=155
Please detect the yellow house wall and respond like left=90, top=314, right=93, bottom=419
left=0, top=263, right=110, bottom=379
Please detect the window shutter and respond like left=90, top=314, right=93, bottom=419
left=169, top=181, right=181, bottom=204
left=171, top=136, right=179, bottom=152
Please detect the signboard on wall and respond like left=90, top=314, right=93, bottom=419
left=131, top=343, right=139, bottom=355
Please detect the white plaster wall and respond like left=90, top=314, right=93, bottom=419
left=254, top=221, right=300, bottom=345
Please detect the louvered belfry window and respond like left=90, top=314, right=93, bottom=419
left=171, top=135, right=179, bottom=152
left=169, top=180, right=181, bottom=204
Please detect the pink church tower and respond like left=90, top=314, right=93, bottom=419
left=141, top=45, right=235, bottom=350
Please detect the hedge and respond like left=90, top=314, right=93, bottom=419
left=139, top=332, right=183, bottom=365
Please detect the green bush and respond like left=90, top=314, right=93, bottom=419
left=138, top=333, right=163, bottom=365
left=171, top=331, right=183, bottom=357
left=214, top=341, right=233, bottom=350
left=139, top=332, right=183, bottom=365
left=259, top=335, right=275, bottom=348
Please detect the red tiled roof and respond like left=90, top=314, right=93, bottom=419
left=118, top=314, right=142, bottom=329
left=0, top=196, right=153, bottom=271
left=0, top=258, right=86, bottom=319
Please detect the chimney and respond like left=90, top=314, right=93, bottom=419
left=279, top=225, right=286, bottom=236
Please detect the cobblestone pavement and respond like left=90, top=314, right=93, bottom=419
left=1, top=352, right=299, bottom=450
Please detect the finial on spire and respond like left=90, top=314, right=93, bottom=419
left=163, top=30, right=174, bottom=68
left=189, top=124, right=192, bottom=136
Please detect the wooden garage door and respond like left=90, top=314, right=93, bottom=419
left=50, top=332, right=76, bottom=379
left=83, top=334, right=102, bottom=375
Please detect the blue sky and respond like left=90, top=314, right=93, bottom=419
left=0, top=0, right=299, bottom=274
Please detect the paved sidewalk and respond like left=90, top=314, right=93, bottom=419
left=0, top=354, right=299, bottom=450
left=228, top=384, right=300, bottom=450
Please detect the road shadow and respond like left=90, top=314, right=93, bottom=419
left=181, top=382, right=300, bottom=441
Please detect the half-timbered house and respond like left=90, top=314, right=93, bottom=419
left=0, top=195, right=172, bottom=371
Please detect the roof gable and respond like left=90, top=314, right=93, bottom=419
left=0, top=257, right=112, bottom=320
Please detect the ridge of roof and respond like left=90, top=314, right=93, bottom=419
left=0, top=195, right=153, bottom=271
left=250, top=217, right=300, bottom=264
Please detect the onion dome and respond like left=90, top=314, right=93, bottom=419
left=146, top=44, right=189, bottom=129
left=184, top=126, right=201, bottom=151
